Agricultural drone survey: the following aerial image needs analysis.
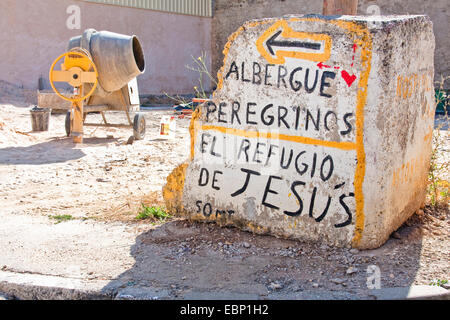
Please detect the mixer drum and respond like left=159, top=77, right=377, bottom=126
left=68, top=29, right=145, bottom=93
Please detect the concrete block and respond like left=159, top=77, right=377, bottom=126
left=163, top=15, right=435, bottom=249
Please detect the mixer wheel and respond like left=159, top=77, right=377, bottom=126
left=133, top=113, right=146, bottom=140
left=65, top=111, right=72, bottom=137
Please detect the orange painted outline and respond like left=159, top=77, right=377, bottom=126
left=190, top=107, right=202, bottom=160
left=256, top=20, right=332, bottom=64
left=201, top=125, right=357, bottom=151
left=204, top=17, right=372, bottom=247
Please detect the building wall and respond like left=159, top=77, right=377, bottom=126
left=211, top=0, right=322, bottom=87
left=212, top=0, right=449, bottom=88
left=82, top=0, right=213, bottom=17
left=0, top=0, right=212, bottom=95
left=1, top=0, right=447, bottom=96
left=358, top=0, right=449, bottom=88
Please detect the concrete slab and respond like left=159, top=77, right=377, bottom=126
left=114, top=286, right=171, bottom=300
left=2, top=269, right=448, bottom=300
left=0, top=270, right=112, bottom=300
left=368, top=285, right=450, bottom=300
left=180, top=291, right=261, bottom=300
left=0, top=213, right=139, bottom=281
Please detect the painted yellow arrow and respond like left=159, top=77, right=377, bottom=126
left=256, top=20, right=332, bottom=64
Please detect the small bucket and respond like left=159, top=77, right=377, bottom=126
left=30, top=106, right=51, bottom=132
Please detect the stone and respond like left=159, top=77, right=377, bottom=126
left=163, top=15, right=435, bottom=249
left=269, top=282, right=283, bottom=290
left=242, top=242, right=251, bottom=248
left=346, top=266, right=358, bottom=275
left=331, top=278, right=345, bottom=285
left=114, top=287, right=170, bottom=300
left=391, top=232, right=402, bottom=239
left=441, top=283, right=450, bottom=290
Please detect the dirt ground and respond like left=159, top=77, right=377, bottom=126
left=0, top=97, right=448, bottom=297
left=0, top=102, right=187, bottom=222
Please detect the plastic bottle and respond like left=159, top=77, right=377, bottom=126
left=159, top=115, right=176, bottom=139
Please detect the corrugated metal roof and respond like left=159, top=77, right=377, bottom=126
left=82, top=0, right=213, bottom=17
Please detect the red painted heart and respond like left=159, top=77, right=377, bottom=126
left=341, top=70, right=357, bottom=87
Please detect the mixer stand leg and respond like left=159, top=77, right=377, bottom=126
left=72, top=99, right=84, bottom=143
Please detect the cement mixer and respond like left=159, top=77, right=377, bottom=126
left=49, top=29, right=146, bottom=143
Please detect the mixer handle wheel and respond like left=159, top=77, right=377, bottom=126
left=49, top=51, right=98, bottom=103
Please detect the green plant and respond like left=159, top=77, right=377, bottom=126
left=135, top=204, right=170, bottom=221
left=49, top=214, right=74, bottom=224
left=427, top=75, right=449, bottom=207
left=428, top=172, right=449, bottom=207
left=163, top=52, right=215, bottom=109
left=429, top=279, right=448, bottom=287
left=162, top=92, right=190, bottom=106
left=164, top=51, right=216, bottom=106
left=185, top=51, right=217, bottom=99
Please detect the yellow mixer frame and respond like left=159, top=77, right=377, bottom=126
left=49, top=48, right=98, bottom=143
left=49, top=47, right=146, bottom=143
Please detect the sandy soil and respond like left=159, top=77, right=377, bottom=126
left=0, top=103, right=190, bottom=223
left=0, top=99, right=448, bottom=296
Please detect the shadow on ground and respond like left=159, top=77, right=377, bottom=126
left=434, top=114, right=449, bottom=130
left=102, top=218, right=425, bottom=300
left=0, top=137, right=119, bottom=165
